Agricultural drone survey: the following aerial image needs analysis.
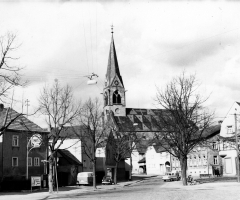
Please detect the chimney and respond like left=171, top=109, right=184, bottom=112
left=0, top=104, right=4, bottom=112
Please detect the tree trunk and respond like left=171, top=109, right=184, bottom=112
left=48, top=157, right=54, bottom=193
left=92, top=159, right=97, bottom=189
left=114, top=162, right=118, bottom=184
left=180, top=155, right=187, bottom=186
left=129, top=155, right=132, bottom=181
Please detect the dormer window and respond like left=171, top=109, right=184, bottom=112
left=113, top=90, right=121, bottom=104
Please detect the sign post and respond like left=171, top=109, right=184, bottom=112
left=31, top=176, right=41, bottom=192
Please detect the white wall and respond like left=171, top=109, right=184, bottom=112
left=220, top=101, right=240, bottom=176
left=125, top=150, right=140, bottom=174
left=146, top=146, right=170, bottom=175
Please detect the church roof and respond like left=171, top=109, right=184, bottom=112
left=113, top=108, right=164, bottom=132
left=105, top=35, right=124, bottom=87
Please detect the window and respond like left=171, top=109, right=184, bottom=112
left=12, top=157, right=18, bottom=167
left=83, top=160, right=87, bottom=168
left=113, top=90, right=121, bottom=104
left=12, top=135, right=19, bottom=147
left=227, top=126, right=233, bottom=134
left=104, top=92, right=108, bottom=106
left=213, top=156, right=218, bottom=165
left=28, top=157, right=32, bottom=166
left=34, top=157, right=40, bottom=166
left=212, top=142, right=218, bottom=150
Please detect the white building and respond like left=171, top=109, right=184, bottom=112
left=219, top=101, right=240, bottom=176
left=146, top=145, right=171, bottom=175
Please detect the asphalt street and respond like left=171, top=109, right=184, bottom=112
left=1, top=176, right=240, bottom=200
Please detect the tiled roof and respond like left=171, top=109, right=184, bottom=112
left=57, top=149, right=82, bottom=165
left=201, top=124, right=221, bottom=139
left=0, top=108, right=47, bottom=132
left=114, top=108, right=164, bottom=132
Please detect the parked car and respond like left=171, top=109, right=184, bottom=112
left=76, top=172, right=93, bottom=185
left=102, top=176, right=113, bottom=185
left=162, top=171, right=181, bottom=182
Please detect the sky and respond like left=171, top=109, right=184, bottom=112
left=1, top=0, right=240, bottom=128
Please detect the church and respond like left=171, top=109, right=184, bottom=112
left=102, top=30, right=171, bottom=179
left=102, top=30, right=221, bottom=180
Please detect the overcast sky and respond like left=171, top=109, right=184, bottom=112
left=1, top=0, right=240, bottom=128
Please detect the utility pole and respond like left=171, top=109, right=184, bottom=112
left=235, top=113, right=240, bottom=183
left=25, top=99, right=30, bottom=118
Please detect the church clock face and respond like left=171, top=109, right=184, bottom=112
left=114, top=80, right=119, bottom=86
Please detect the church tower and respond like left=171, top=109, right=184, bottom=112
left=103, top=29, right=126, bottom=117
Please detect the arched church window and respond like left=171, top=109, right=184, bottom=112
left=113, top=90, right=121, bottom=104
left=104, top=92, right=108, bottom=106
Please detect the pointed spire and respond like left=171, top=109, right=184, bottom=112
left=105, top=26, right=124, bottom=87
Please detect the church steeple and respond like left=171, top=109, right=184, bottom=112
left=105, top=33, right=124, bottom=88
left=103, top=28, right=126, bottom=117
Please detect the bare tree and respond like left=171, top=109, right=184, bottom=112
left=0, top=33, right=23, bottom=102
left=39, top=80, right=81, bottom=193
left=154, top=72, right=214, bottom=185
left=0, top=33, right=25, bottom=134
left=107, top=130, right=140, bottom=184
left=73, top=98, right=108, bottom=189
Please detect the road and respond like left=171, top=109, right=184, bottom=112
left=2, top=176, right=240, bottom=200
left=48, top=177, right=164, bottom=200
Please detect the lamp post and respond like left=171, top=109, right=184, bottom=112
left=26, top=134, right=42, bottom=180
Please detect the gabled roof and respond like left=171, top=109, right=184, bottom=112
left=105, top=35, right=124, bottom=87
left=0, top=108, right=47, bottom=133
left=57, top=149, right=82, bottom=165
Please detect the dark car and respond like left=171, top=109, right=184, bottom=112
left=102, top=176, right=113, bottom=185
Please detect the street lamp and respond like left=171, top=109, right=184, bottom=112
left=26, top=134, right=42, bottom=180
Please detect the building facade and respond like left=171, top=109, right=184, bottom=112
left=219, top=101, right=240, bottom=176
left=0, top=107, right=48, bottom=180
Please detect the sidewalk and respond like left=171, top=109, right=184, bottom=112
left=0, top=174, right=159, bottom=200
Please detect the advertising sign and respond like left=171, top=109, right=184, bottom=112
left=31, top=176, right=41, bottom=187
left=30, top=134, right=42, bottom=148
